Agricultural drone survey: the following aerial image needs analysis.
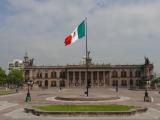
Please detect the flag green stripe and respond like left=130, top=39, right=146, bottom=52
left=77, top=20, right=85, bottom=39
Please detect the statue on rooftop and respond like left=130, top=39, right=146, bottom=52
left=145, top=57, right=150, bottom=65
left=29, top=58, right=34, bottom=66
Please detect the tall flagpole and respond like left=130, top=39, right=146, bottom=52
left=85, top=17, right=89, bottom=97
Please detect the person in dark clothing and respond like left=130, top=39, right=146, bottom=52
left=144, top=89, right=149, bottom=102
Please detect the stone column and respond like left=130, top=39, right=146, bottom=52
left=127, top=79, right=130, bottom=88
left=103, top=71, right=105, bottom=87
left=79, top=71, right=81, bottom=87
left=118, top=79, right=121, bottom=87
left=133, top=79, right=135, bottom=87
left=48, top=70, right=51, bottom=79
left=73, top=71, right=75, bottom=87
left=85, top=71, right=87, bottom=87
left=42, top=80, right=45, bottom=87
left=117, top=71, right=120, bottom=87
left=48, top=80, right=51, bottom=87
left=105, top=71, right=109, bottom=86
left=91, top=71, right=93, bottom=87
left=42, top=71, right=44, bottom=80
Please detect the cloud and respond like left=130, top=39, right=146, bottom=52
left=0, top=0, right=160, bottom=72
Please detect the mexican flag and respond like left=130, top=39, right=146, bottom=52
left=64, top=20, right=85, bottom=46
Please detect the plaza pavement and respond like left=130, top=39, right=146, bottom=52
left=0, top=87, right=160, bottom=120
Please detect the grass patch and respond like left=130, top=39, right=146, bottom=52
left=33, top=105, right=135, bottom=112
left=0, top=89, right=16, bottom=96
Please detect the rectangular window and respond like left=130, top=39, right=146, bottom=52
left=93, top=72, right=97, bottom=81
left=99, top=71, right=103, bottom=80
left=69, top=72, right=73, bottom=83
left=75, top=72, right=79, bottom=81
left=130, top=71, right=132, bottom=77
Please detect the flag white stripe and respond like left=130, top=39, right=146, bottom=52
left=71, top=27, right=78, bottom=44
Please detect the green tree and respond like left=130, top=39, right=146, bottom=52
left=152, top=76, right=160, bottom=87
left=153, top=77, right=160, bottom=83
left=0, top=67, right=7, bottom=85
left=7, top=69, right=24, bottom=87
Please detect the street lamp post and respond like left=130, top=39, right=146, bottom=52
left=85, top=51, right=90, bottom=97
left=27, top=82, right=30, bottom=94
left=25, top=80, right=33, bottom=102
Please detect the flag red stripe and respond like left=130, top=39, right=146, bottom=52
left=64, top=35, right=72, bottom=46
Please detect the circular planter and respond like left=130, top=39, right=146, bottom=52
left=24, top=106, right=148, bottom=117
left=55, top=96, right=120, bottom=101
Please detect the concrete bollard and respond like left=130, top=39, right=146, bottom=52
left=150, top=97, right=154, bottom=102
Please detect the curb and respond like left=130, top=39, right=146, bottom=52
left=24, top=107, right=148, bottom=116
left=55, top=96, right=120, bottom=101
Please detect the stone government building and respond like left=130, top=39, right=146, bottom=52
left=23, top=54, right=153, bottom=88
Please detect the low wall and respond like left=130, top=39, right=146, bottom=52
left=55, top=96, right=120, bottom=101
left=24, top=107, right=148, bottom=116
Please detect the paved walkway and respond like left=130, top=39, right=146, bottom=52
left=0, top=101, right=18, bottom=111
left=0, top=88, right=160, bottom=120
left=4, top=107, right=160, bottom=120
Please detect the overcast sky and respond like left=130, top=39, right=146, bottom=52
left=0, top=0, right=160, bottom=73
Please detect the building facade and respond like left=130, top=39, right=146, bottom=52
left=24, top=54, right=153, bottom=88
left=8, top=59, right=23, bottom=71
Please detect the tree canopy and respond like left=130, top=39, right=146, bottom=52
left=153, top=77, right=160, bottom=85
left=0, top=67, right=7, bottom=84
left=7, top=69, right=24, bottom=86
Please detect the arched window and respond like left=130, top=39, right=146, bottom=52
left=51, top=71, right=57, bottom=78
left=51, top=72, right=54, bottom=78
left=135, top=71, right=141, bottom=77
left=45, top=73, right=48, bottom=78
left=121, top=80, right=127, bottom=87
left=51, top=81, right=56, bottom=87
left=37, top=71, right=42, bottom=78
left=45, top=80, right=48, bottom=87
left=38, top=81, right=42, bottom=87
left=60, top=71, right=65, bottom=79
left=54, top=72, right=57, bottom=78
left=121, top=70, right=127, bottom=78
left=130, top=79, right=133, bottom=86
left=136, top=80, right=139, bottom=86
left=112, top=71, right=118, bottom=78
left=39, top=73, right=42, bottom=78
left=112, top=80, right=118, bottom=86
